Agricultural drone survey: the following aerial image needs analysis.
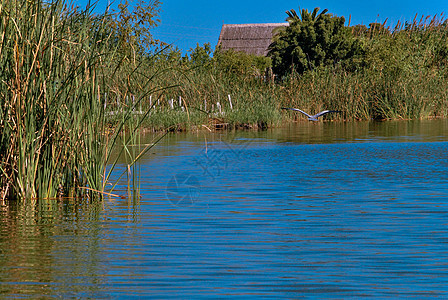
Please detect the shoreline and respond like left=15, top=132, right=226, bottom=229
left=134, top=114, right=448, bottom=134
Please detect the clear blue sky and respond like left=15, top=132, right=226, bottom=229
left=77, top=0, right=447, bottom=54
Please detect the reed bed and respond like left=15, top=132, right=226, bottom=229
left=132, top=59, right=448, bottom=129
left=0, top=0, right=164, bottom=200
left=137, top=15, right=448, bottom=126
left=87, top=12, right=448, bottom=131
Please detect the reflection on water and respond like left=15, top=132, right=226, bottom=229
left=1, top=119, right=448, bottom=298
left=0, top=200, right=107, bottom=298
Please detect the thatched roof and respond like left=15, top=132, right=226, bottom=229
left=217, top=23, right=288, bottom=56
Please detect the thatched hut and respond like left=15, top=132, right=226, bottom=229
left=217, top=23, right=288, bottom=56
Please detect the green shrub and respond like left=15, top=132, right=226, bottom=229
left=213, top=48, right=272, bottom=76
left=268, top=7, right=364, bottom=77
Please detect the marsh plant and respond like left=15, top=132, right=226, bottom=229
left=0, top=0, right=164, bottom=200
left=268, top=8, right=448, bottom=120
left=133, top=9, right=448, bottom=131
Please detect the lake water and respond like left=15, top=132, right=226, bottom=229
left=1, top=120, right=448, bottom=298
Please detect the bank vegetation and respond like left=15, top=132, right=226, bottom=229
left=1, top=0, right=447, bottom=200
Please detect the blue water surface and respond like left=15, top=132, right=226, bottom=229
left=1, top=120, right=448, bottom=298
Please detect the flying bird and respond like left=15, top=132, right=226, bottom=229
left=281, top=107, right=342, bottom=121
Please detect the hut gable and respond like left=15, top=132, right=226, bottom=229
left=217, top=23, right=288, bottom=56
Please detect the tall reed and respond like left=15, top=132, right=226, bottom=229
left=0, top=0, right=163, bottom=200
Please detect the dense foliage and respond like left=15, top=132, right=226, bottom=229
left=0, top=0, right=165, bottom=200
left=268, top=7, right=448, bottom=80
left=268, top=8, right=364, bottom=77
left=147, top=6, right=448, bottom=124
left=185, top=43, right=272, bottom=76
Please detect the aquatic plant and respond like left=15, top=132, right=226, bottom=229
left=0, top=0, right=164, bottom=200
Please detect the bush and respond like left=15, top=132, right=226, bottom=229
left=268, top=7, right=364, bottom=77
left=213, top=48, right=271, bottom=76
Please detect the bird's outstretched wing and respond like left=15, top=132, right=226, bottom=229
left=314, top=110, right=342, bottom=118
left=281, top=107, right=312, bottom=118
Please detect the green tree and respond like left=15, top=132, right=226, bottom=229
left=108, top=0, right=162, bottom=60
left=188, top=43, right=213, bottom=67
left=268, top=7, right=363, bottom=77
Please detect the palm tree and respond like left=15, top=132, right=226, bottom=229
left=286, top=7, right=329, bottom=24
